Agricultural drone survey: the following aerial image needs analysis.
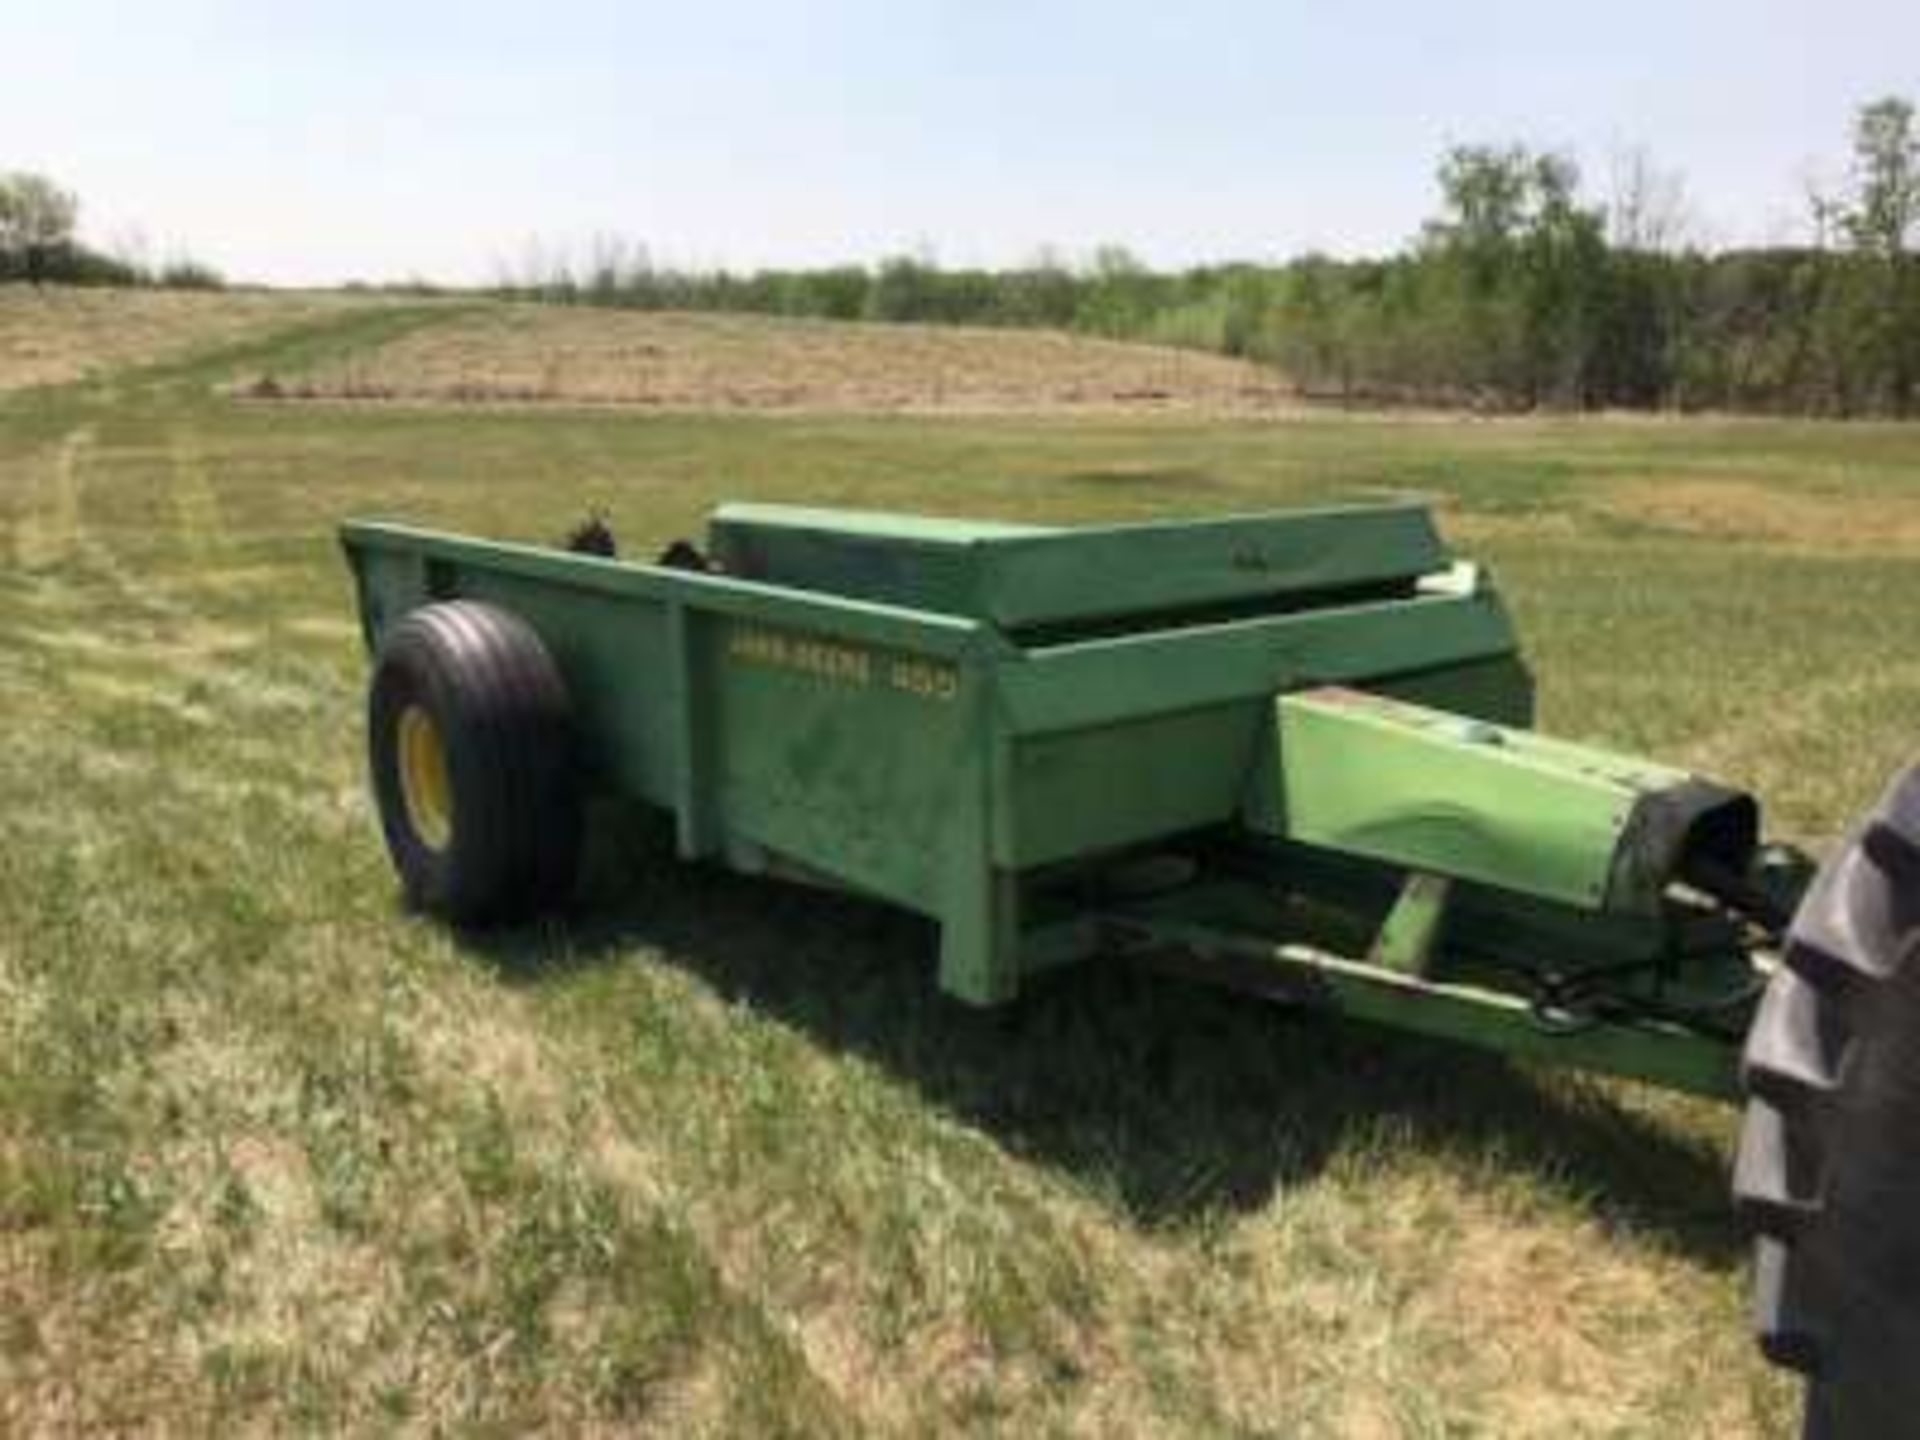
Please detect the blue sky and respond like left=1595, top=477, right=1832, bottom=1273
left=4, top=0, right=1915, bottom=285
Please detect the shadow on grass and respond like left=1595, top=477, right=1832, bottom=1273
left=469, top=810, right=1743, bottom=1267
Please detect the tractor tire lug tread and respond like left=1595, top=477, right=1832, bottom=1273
left=1742, top=963, right=1851, bottom=1111
left=1733, top=1094, right=1826, bottom=1238
left=1753, top=1235, right=1824, bottom=1375
left=1739, top=762, right=1920, bottom=1435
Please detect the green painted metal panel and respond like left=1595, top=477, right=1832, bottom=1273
left=346, top=544, right=428, bottom=654
left=1262, top=687, right=1700, bottom=912
left=710, top=503, right=1051, bottom=622
left=710, top=501, right=1447, bottom=630
left=445, top=569, right=681, bottom=804
left=713, top=502, right=1052, bottom=545
left=342, top=521, right=998, bottom=659
left=706, top=612, right=979, bottom=910
left=698, top=610, right=1016, bottom=1003
left=996, top=587, right=1524, bottom=736
left=982, top=504, right=1446, bottom=631
left=1002, top=705, right=1265, bottom=867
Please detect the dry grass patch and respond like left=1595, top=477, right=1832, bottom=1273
left=268, top=305, right=1302, bottom=414
left=1605, top=475, right=1920, bottom=550
left=0, top=286, right=373, bottom=393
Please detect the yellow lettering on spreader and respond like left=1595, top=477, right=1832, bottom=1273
left=887, top=658, right=959, bottom=702
left=727, top=624, right=957, bottom=702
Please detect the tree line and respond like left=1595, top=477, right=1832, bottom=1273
left=0, top=171, right=222, bottom=289
left=498, top=97, right=1920, bottom=417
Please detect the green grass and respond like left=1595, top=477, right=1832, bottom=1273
left=8, top=302, right=1920, bottom=1434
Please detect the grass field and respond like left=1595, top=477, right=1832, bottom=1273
left=7, top=296, right=1920, bottom=1434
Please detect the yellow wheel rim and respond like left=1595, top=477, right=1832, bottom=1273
left=397, top=704, right=454, bottom=851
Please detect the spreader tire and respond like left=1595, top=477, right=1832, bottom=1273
left=1735, top=763, right=1920, bottom=1439
left=368, top=600, right=581, bottom=924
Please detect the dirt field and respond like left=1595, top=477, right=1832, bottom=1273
left=256, top=304, right=1302, bottom=413
left=0, top=286, right=386, bottom=394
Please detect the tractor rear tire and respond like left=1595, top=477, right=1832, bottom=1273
left=1735, top=763, right=1920, bottom=1439
left=368, top=600, right=582, bottom=925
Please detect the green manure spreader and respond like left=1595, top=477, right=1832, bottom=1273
left=343, top=501, right=1920, bottom=1438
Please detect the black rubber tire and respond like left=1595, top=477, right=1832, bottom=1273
left=367, top=600, right=582, bottom=924
left=1735, top=763, right=1920, bottom=1439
